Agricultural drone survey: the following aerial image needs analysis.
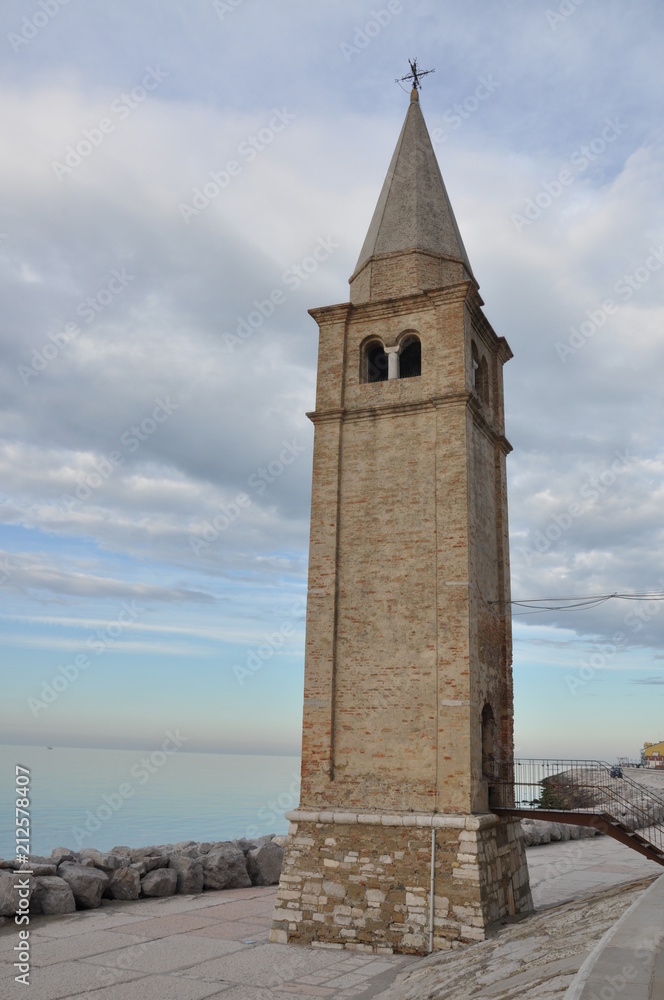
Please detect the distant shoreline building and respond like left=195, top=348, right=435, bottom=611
left=643, top=741, right=664, bottom=767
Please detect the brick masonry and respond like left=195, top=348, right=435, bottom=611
left=273, top=97, right=534, bottom=952
left=270, top=813, right=532, bottom=954
left=270, top=277, right=534, bottom=951
left=298, top=282, right=518, bottom=816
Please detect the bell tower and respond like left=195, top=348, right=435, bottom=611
left=271, top=86, right=532, bottom=954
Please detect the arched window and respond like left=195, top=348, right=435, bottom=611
left=471, top=342, right=489, bottom=404
left=481, top=703, right=496, bottom=779
left=399, top=336, right=421, bottom=379
left=362, top=340, right=388, bottom=383
left=477, top=358, right=489, bottom=404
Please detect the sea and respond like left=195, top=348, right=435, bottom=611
left=1, top=744, right=301, bottom=860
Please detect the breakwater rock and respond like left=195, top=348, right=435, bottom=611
left=0, top=834, right=285, bottom=919
left=520, top=819, right=600, bottom=846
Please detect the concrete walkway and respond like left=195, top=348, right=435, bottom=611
left=564, top=873, right=664, bottom=1000
left=0, top=838, right=662, bottom=999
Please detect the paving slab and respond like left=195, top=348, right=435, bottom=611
left=6, top=929, right=146, bottom=967
left=106, top=911, right=231, bottom=938
left=72, top=973, right=228, bottom=999
left=178, top=941, right=359, bottom=987
left=188, top=920, right=270, bottom=940
left=13, top=908, right=153, bottom=938
left=0, top=959, right=144, bottom=999
left=82, top=932, right=248, bottom=974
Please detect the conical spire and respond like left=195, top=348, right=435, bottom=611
left=349, top=89, right=477, bottom=304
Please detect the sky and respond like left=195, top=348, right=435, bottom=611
left=1, top=0, right=663, bottom=763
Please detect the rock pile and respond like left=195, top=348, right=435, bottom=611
left=0, top=822, right=607, bottom=922
left=520, top=819, right=600, bottom=846
left=0, top=835, right=284, bottom=920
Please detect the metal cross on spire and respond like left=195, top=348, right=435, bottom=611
left=395, top=58, right=435, bottom=92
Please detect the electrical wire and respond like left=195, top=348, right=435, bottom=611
left=485, top=591, right=664, bottom=617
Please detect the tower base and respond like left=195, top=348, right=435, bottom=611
left=270, top=810, right=532, bottom=955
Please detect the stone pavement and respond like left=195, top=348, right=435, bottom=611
left=0, top=837, right=662, bottom=999
left=0, top=883, right=413, bottom=999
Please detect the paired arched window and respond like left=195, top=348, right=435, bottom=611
left=360, top=333, right=421, bottom=383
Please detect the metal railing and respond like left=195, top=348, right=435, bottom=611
left=486, top=758, right=664, bottom=864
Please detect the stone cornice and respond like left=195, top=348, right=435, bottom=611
left=307, top=393, right=511, bottom=453
left=466, top=395, right=512, bottom=454
left=311, top=281, right=479, bottom=328
left=309, top=395, right=441, bottom=425
left=425, top=282, right=477, bottom=309
left=349, top=248, right=477, bottom=287
left=308, top=302, right=352, bottom=324
left=496, top=336, right=513, bottom=364
left=286, top=809, right=500, bottom=830
left=306, top=408, right=344, bottom=425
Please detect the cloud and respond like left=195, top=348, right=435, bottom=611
left=1, top=0, right=664, bottom=754
left=0, top=549, right=214, bottom=604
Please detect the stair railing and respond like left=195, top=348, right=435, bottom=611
left=486, top=758, right=664, bottom=862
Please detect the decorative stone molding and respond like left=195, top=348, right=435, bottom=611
left=284, top=810, right=502, bottom=830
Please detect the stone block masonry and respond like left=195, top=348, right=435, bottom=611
left=270, top=812, right=532, bottom=954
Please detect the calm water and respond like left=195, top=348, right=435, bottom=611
left=1, top=745, right=301, bottom=859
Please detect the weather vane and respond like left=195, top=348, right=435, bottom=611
left=395, top=58, right=435, bottom=92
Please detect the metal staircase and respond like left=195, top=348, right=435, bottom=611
left=486, top=758, right=664, bottom=867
